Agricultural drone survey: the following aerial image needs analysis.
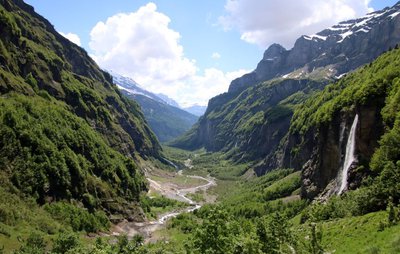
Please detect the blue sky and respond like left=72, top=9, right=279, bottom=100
left=24, top=0, right=399, bottom=106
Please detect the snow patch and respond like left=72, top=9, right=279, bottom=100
left=116, top=84, right=154, bottom=99
left=312, top=34, right=327, bottom=41
left=328, top=26, right=347, bottom=31
left=338, top=30, right=353, bottom=43
left=390, top=12, right=400, bottom=19
left=335, top=73, right=348, bottom=79
left=356, top=28, right=369, bottom=33
left=303, top=34, right=327, bottom=41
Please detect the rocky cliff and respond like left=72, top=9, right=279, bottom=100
left=229, top=3, right=400, bottom=94
left=172, top=2, right=400, bottom=167
left=281, top=48, right=400, bottom=199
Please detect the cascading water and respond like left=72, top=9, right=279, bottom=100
left=337, top=114, right=359, bottom=195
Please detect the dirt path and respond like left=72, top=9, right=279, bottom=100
left=110, top=171, right=216, bottom=242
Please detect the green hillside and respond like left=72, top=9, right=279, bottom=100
left=0, top=0, right=161, bottom=234
left=1, top=0, right=400, bottom=253
left=290, top=46, right=400, bottom=205
left=123, top=92, right=198, bottom=142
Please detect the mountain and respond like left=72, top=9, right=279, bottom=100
left=112, top=73, right=198, bottom=142
left=229, top=4, right=400, bottom=94
left=281, top=46, right=400, bottom=201
left=171, top=2, right=400, bottom=166
left=111, top=71, right=167, bottom=104
left=0, top=0, right=160, bottom=219
left=156, top=93, right=180, bottom=108
left=183, top=104, right=207, bottom=117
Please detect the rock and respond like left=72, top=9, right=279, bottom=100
left=289, top=103, right=384, bottom=200
left=172, top=3, right=400, bottom=164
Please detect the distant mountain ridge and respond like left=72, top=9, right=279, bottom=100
left=111, top=73, right=198, bottom=142
left=183, top=104, right=207, bottom=117
left=229, top=2, right=400, bottom=94
left=111, top=71, right=167, bottom=104
left=156, top=93, right=181, bottom=108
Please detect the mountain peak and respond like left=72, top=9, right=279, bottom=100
left=228, top=1, right=400, bottom=94
left=263, top=43, right=287, bottom=60
left=303, top=3, right=400, bottom=44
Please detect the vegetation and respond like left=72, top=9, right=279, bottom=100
left=0, top=1, right=161, bottom=251
left=0, top=94, right=146, bottom=210
left=291, top=47, right=400, bottom=212
left=123, top=92, right=198, bottom=143
left=1, top=0, right=400, bottom=253
left=140, top=194, right=187, bottom=219
left=291, top=48, right=400, bottom=134
left=151, top=148, right=400, bottom=254
left=171, top=75, right=325, bottom=162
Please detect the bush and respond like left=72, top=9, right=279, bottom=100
left=52, top=232, right=81, bottom=254
left=15, top=233, right=46, bottom=254
left=169, top=213, right=196, bottom=233
left=44, top=202, right=110, bottom=233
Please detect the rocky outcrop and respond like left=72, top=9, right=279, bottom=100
left=293, top=103, right=384, bottom=200
left=254, top=44, right=400, bottom=199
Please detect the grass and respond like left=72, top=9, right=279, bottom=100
left=162, top=145, right=200, bottom=162
left=262, top=171, right=301, bottom=201
left=141, top=193, right=187, bottom=220
left=0, top=185, right=61, bottom=252
left=145, top=227, right=187, bottom=253
left=296, top=211, right=400, bottom=254
left=146, top=147, right=400, bottom=254
left=150, top=174, right=207, bottom=189
left=186, top=192, right=206, bottom=203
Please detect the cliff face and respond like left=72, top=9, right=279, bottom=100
left=229, top=4, right=400, bottom=94
left=171, top=78, right=326, bottom=161
left=281, top=47, right=400, bottom=199
left=293, top=105, right=384, bottom=199
left=172, top=3, right=400, bottom=170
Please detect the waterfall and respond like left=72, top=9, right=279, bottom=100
left=338, top=114, right=358, bottom=195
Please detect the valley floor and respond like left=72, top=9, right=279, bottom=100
left=111, top=166, right=216, bottom=243
left=1, top=146, right=399, bottom=253
left=132, top=147, right=400, bottom=253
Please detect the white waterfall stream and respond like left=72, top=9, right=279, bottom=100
left=338, top=114, right=359, bottom=195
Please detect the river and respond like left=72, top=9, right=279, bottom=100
left=111, top=171, right=216, bottom=241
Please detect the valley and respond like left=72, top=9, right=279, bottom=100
left=111, top=166, right=216, bottom=243
left=1, top=0, right=400, bottom=253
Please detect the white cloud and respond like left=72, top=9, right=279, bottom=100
left=175, top=68, right=249, bottom=107
left=89, top=2, right=246, bottom=107
left=211, top=52, right=221, bottom=59
left=90, top=3, right=196, bottom=86
left=219, top=0, right=373, bottom=48
left=59, top=32, right=81, bottom=46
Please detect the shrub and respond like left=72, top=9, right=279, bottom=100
left=15, top=233, right=46, bottom=254
left=52, top=232, right=81, bottom=254
left=44, top=202, right=110, bottom=233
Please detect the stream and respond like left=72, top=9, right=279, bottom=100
left=111, top=171, right=216, bottom=241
